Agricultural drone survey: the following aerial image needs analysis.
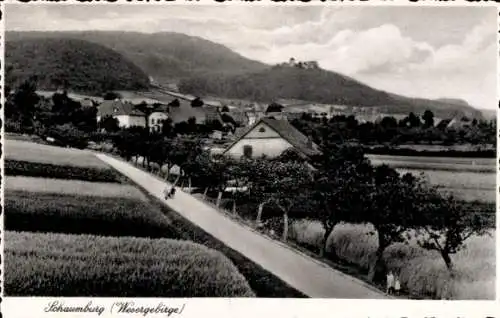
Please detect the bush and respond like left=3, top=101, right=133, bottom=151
left=4, top=231, right=255, bottom=297
left=288, top=219, right=495, bottom=299
left=5, top=160, right=123, bottom=183
left=5, top=191, right=179, bottom=239
left=46, top=124, right=89, bottom=149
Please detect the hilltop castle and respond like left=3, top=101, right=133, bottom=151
left=277, top=57, right=320, bottom=70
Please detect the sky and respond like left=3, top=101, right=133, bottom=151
left=6, top=5, right=498, bottom=110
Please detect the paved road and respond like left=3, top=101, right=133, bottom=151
left=97, top=153, right=388, bottom=299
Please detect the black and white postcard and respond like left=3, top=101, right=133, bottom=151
left=1, top=2, right=498, bottom=318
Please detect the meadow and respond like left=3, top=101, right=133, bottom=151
left=4, top=231, right=255, bottom=297
left=288, top=220, right=495, bottom=300
left=5, top=139, right=109, bottom=168
left=367, top=154, right=496, bottom=203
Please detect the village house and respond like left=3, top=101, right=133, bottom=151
left=97, top=99, right=147, bottom=128
left=223, top=117, right=321, bottom=159
left=149, top=105, right=169, bottom=133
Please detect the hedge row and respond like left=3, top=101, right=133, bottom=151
left=364, top=146, right=496, bottom=158
left=4, top=231, right=255, bottom=297
left=5, top=191, right=179, bottom=239
left=5, top=160, right=124, bottom=183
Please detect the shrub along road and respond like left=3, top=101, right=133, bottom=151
left=96, top=153, right=388, bottom=299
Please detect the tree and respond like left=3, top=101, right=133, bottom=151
left=422, top=110, right=435, bottom=128
left=10, top=78, right=40, bottom=128
left=249, top=160, right=313, bottom=241
left=364, top=165, right=422, bottom=282
left=161, top=118, right=174, bottom=137
left=415, top=194, right=491, bottom=272
left=191, top=97, right=204, bottom=108
left=99, top=115, right=120, bottom=132
left=103, top=91, right=122, bottom=101
left=408, top=112, right=421, bottom=128
left=168, top=99, right=180, bottom=107
left=266, top=102, right=284, bottom=113
left=312, top=145, right=372, bottom=257
left=221, top=105, right=230, bottom=112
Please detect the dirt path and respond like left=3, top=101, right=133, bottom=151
left=96, top=153, right=388, bottom=299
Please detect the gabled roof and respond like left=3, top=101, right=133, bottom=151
left=97, top=100, right=144, bottom=117
left=224, top=117, right=321, bottom=157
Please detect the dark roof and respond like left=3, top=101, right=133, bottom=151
left=97, top=100, right=144, bottom=117
left=224, top=117, right=321, bottom=157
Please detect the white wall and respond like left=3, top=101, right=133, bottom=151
left=226, top=137, right=293, bottom=159
left=115, top=115, right=146, bottom=128
left=149, top=112, right=168, bottom=132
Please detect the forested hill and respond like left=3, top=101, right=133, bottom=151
left=178, top=65, right=484, bottom=119
left=6, top=31, right=268, bottom=84
left=6, top=37, right=150, bottom=94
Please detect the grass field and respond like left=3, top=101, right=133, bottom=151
left=367, top=154, right=495, bottom=172
left=367, top=155, right=496, bottom=203
left=288, top=220, right=495, bottom=300
left=4, top=231, right=255, bottom=297
left=5, top=160, right=124, bottom=183
left=5, top=190, right=179, bottom=238
left=6, top=176, right=147, bottom=200
left=6, top=139, right=109, bottom=168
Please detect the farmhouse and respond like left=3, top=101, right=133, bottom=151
left=223, top=117, right=321, bottom=159
left=97, top=100, right=146, bottom=128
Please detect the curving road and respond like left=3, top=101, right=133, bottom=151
left=96, top=153, right=388, bottom=299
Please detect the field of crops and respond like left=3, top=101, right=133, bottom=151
left=5, top=139, right=109, bottom=168
left=4, top=137, right=287, bottom=297
left=288, top=220, right=495, bottom=300
left=5, top=231, right=255, bottom=297
left=367, top=155, right=496, bottom=203
left=6, top=176, right=146, bottom=200
left=5, top=190, right=180, bottom=238
left=5, top=160, right=124, bottom=183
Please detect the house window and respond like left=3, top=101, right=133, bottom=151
left=243, top=145, right=253, bottom=158
left=259, top=127, right=266, bottom=133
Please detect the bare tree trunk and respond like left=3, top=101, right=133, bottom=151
left=441, top=250, right=454, bottom=273
left=188, top=177, right=192, bottom=193
left=203, top=187, right=209, bottom=200
left=232, top=201, right=237, bottom=215
left=172, top=174, right=181, bottom=187
left=216, top=191, right=223, bottom=207
left=320, top=226, right=332, bottom=257
left=256, top=202, right=266, bottom=225
left=368, top=232, right=388, bottom=282
left=165, top=164, right=170, bottom=181
left=282, top=211, right=289, bottom=242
